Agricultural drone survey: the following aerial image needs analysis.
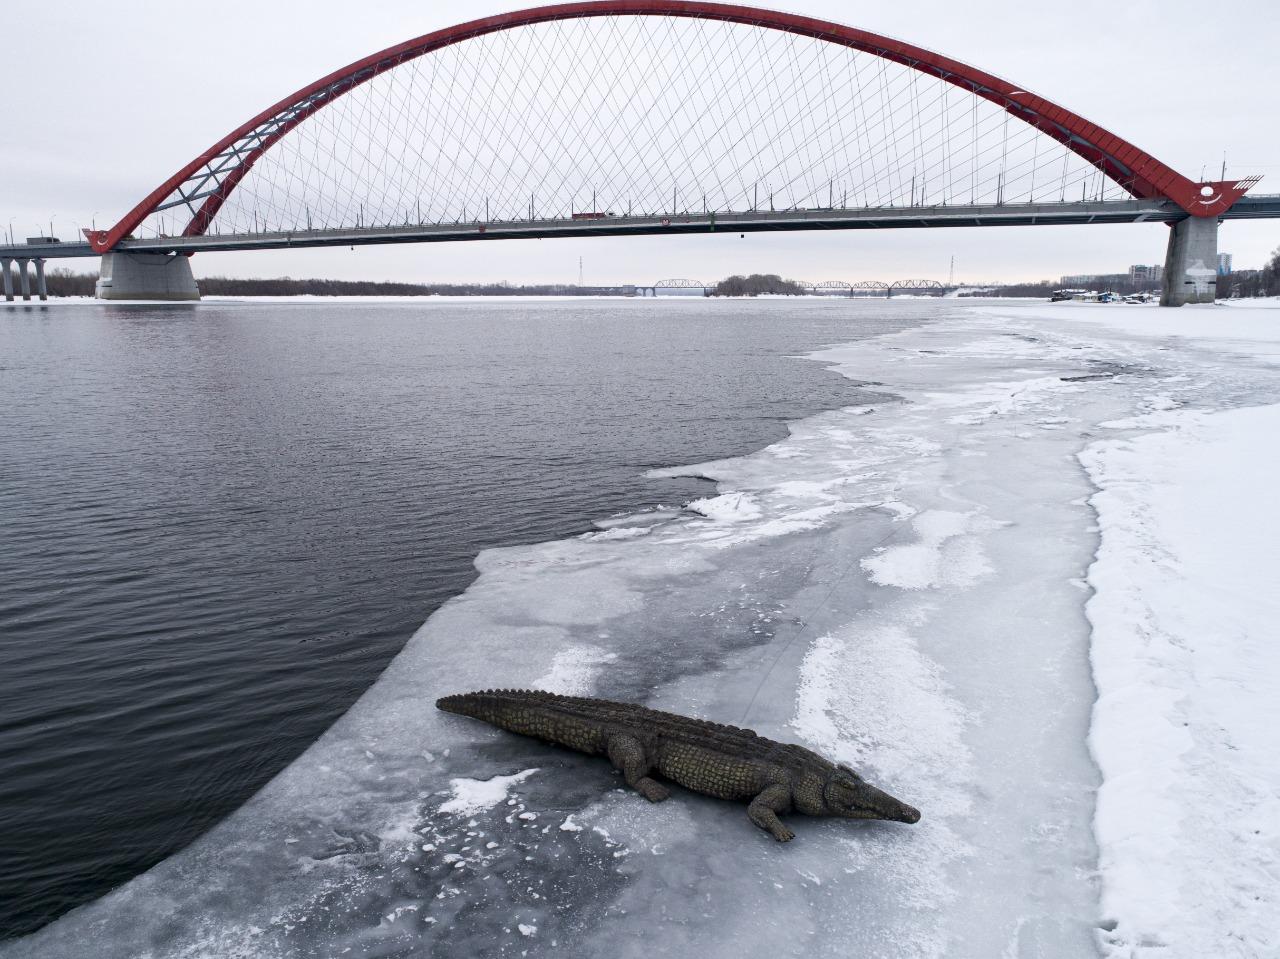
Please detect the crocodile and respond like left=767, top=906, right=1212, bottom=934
left=436, top=688, right=920, bottom=842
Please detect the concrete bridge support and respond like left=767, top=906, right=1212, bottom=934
left=96, top=252, right=200, bottom=301
left=1, top=258, right=49, bottom=301
left=1161, top=216, right=1218, bottom=306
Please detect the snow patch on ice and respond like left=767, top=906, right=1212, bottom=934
left=438, top=770, right=539, bottom=817
left=686, top=491, right=762, bottom=522
left=581, top=525, right=652, bottom=541
left=861, top=510, right=996, bottom=590
left=794, top=624, right=970, bottom=807
left=710, top=501, right=859, bottom=547
left=792, top=617, right=973, bottom=945
left=535, top=645, right=617, bottom=695
left=925, top=376, right=1077, bottom=425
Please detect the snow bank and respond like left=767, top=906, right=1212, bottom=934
left=1219, top=296, right=1280, bottom=309
left=1082, top=404, right=1280, bottom=958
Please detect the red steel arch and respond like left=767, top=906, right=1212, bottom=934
left=86, top=1, right=1256, bottom=253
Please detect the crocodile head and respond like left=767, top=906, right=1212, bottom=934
left=824, top=766, right=920, bottom=824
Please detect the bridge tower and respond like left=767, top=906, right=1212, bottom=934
left=95, top=252, right=200, bottom=301
left=1161, top=177, right=1261, bottom=306
left=1161, top=216, right=1218, bottom=306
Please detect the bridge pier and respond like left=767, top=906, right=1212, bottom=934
left=96, top=252, right=200, bottom=301
left=17, top=259, right=31, bottom=301
left=1161, top=216, right=1218, bottom=306
left=1, top=258, right=12, bottom=301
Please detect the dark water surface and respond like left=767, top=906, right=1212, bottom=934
left=0, top=297, right=920, bottom=938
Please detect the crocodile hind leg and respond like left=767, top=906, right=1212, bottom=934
left=748, top=784, right=796, bottom=842
left=606, top=734, right=669, bottom=802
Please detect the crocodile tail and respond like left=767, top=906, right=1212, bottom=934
left=436, top=689, right=605, bottom=754
left=436, top=690, right=509, bottom=724
left=436, top=689, right=557, bottom=733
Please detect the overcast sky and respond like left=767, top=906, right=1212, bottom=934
left=5, top=0, right=1277, bottom=284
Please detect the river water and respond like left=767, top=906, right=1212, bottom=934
left=0, top=296, right=924, bottom=940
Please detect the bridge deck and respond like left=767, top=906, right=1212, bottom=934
left=4, top=196, right=1277, bottom=261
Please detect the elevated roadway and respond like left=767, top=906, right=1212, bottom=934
left=6, top=196, right=1277, bottom=263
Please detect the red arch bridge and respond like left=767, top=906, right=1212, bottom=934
left=2, top=1, right=1275, bottom=306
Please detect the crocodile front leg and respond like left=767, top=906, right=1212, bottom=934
left=606, top=734, right=670, bottom=802
left=748, top=783, right=795, bottom=842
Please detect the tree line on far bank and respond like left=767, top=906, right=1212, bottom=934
left=1220, top=246, right=1280, bottom=297
left=27, top=249, right=1280, bottom=299
left=34, top=271, right=624, bottom=297
left=34, top=269, right=809, bottom=297
left=709, top=274, right=805, bottom=296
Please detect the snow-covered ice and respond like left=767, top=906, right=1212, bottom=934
left=6, top=299, right=1279, bottom=959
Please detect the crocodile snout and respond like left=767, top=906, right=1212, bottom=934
left=893, top=802, right=921, bottom=824
left=853, top=782, right=921, bottom=824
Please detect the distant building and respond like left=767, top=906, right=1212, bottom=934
left=1063, top=268, right=1163, bottom=289
left=1217, top=252, right=1233, bottom=275
left=1063, top=273, right=1132, bottom=289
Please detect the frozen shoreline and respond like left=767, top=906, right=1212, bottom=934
left=6, top=300, right=1279, bottom=958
